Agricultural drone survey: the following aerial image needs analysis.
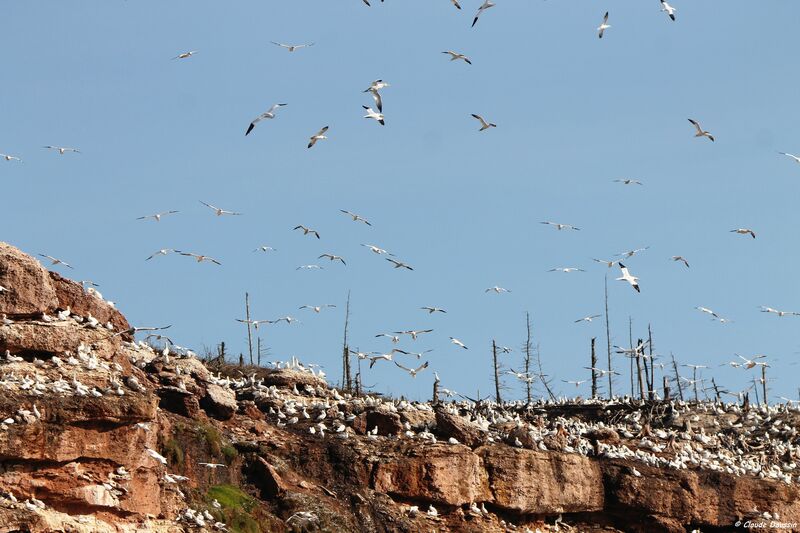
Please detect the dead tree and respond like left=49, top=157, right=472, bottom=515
left=753, top=378, right=760, bottom=405
left=692, top=366, right=699, bottom=403
left=629, top=318, right=635, bottom=397
left=647, top=325, right=655, bottom=400
left=257, top=337, right=262, bottom=367
left=711, top=377, right=722, bottom=403
left=342, top=291, right=352, bottom=392
left=535, top=343, right=556, bottom=401
left=663, top=375, right=670, bottom=401
left=492, top=340, right=502, bottom=404
left=671, top=353, right=684, bottom=401
left=761, top=366, right=768, bottom=406
left=604, top=275, right=613, bottom=398
left=636, top=339, right=646, bottom=400
left=590, top=337, right=598, bottom=399
left=245, top=292, right=254, bottom=365
left=432, top=373, right=440, bottom=405
left=524, top=313, right=534, bottom=404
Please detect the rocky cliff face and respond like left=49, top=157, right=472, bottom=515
left=0, top=242, right=797, bottom=533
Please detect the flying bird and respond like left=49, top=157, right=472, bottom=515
left=592, top=258, right=620, bottom=268
left=671, top=256, right=690, bottom=268
left=730, top=228, right=756, bottom=239
left=660, top=0, right=676, bottom=21
left=575, top=315, right=602, bottom=323
left=319, top=253, right=346, bottom=265
left=394, top=329, right=433, bottom=340
left=177, top=252, right=221, bottom=265
left=297, top=264, right=323, bottom=270
left=363, top=106, right=385, bottom=125
left=616, top=263, right=640, bottom=293
left=0, top=154, right=21, bottom=162
left=760, top=306, right=800, bottom=317
left=617, top=247, right=649, bottom=258
left=485, top=286, right=511, bottom=293
left=471, top=114, right=496, bottom=131
left=294, top=225, right=320, bottom=238
left=375, top=333, right=401, bottom=343
left=778, top=152, right=800, bottom=164
left=541, top=221, right=580, bottom=231
left=614, top=179, right=643, bottom=186
left=362, top=244, right=392, bottom=255
left=299, top=304, right=336, bottom=313
left=394, top=361, right=429, bottom=378
left=562, top=379, right=588, bottom=387
left=364, top=80, right=390, bottom=92
left=200, top=201, right=242, bottom=216
left=253, top=246, right=277, bottom=253
left=43, top=146, right=80, bottom=155
left=246, top=103, right=287, bottom=135
left=450, top=337, right=468, bottom=349
left=442, top=51, right=472, bottom=64
left=146, top=249, right=176, bottom=261
left=421, top=306, right=447, bottom=314
left=236, top=318, right=273, bottom=329
left=386, top=258, right=413, bottom=270
left=38, top=254, right=74, bottom=269
left=137, top=210, right=179, bottom=222
left=367, top=89, right=383, bottom=113
left=472, top=1, right=495, bottom=27
left=450, top=0, right=461, bottom=9
left=340, top=210, right=372, bottom=226
left=307, top=126, right=329, bottom=149
left=172, top=50, right=198, bottom=60
left=270, top=41, right=314, bottom=52
left=688, top=119, right=714, bottom=142
left=597, top=12, right=610, bottom=38
left=549, top=267, right=585, bottom=273
left=695, top=306, right=719, bottom=318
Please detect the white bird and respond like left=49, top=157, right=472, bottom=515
left=616, top=263, right=640, bottom=293
left=614, top=179, right=643, bottom=186
left=617, top=247, right=649, bottom=258
left=472, top=0, right=495, bottom=27
left=236, top=318, right=273, bottom=329
left=271, top=41, right=314, bottom=52
left=660, top=0, right=676, bottom=21
left=43, top=146, right=80, bottom=155
left=253, top=246, right=277, bottom=253
left=394, top=329, right=433, bottom=340
left=575, top=314, right=602, bottom=323
left=364, top=79, right=390, bottom=92
left=394, top=361, right=429, bottom=378
left=137, top=210, right=179, bottom=222
left=367, top=89, right=384, bottom=114
left=760, top=306, right=800, bottom=317
left=736, top=354, right=767, bottom=369
left=592, top=258, right=620, bottom=268
left=688, top=119, right=714, bottom=142
left=146, top=249, right=175, bottom=261
left=299, top=304, right=336, bottom=313
left=361, top=244, right=392, bottom=255
left=199, top=462, right=226, bottom=469
left=0, top=153, right=21, bottom=162
left=307, top=126, right=329, bottom=149
left=541, top=221, right=580, bottom=231
left=386, top=258, right=413, bottom=270
left=340, top=210, right=372, bottom=226
left=200, top=201, right=242, bottom=216
left=172, top=50, right=197, bottom=60
left=562, top=379, right=588, bottom=387
left=730, top=228, right=756, bottom=239
left=450, top=337, right=468, bottom=350
left=319, top=253, right=346, bottom=265
left=38, top=254, right=74, bottom=269
left=597, top=12, right=610, bottom=38
left=146, top=448, right=168, bottom=465
left=549, top=267, right=585, bottom=273
left=778, top=152, right=800, bottom=164
left=294, top=225, right=320, bottom=239
left=485, top=286, right=511, bottom=293
left=471, top=114, right=496, bottom=131
left=585, top=367, right=620, bottom=377
left=442, top=51, right=472, bottom=65
left=421, top=306, right=447, bottom=314
left=245, top=103, right=287, bottom=136
left=671, top=256, right=690, bottom=268
left=176, top=252, right=222, bottom=265
left=362, top=106, right=385, bottom=126
left=296, top=264, right=323, bottom=270
left=375, top=333, right=401, bottom=343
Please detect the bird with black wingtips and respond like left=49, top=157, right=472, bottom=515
left=246, top=103, right=287, bottom=136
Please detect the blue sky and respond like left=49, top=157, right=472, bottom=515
left=3, top=1, right=799, bottom=402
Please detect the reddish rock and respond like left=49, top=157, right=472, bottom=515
left=200, top=383, right=237, bottom=420
left=434, top=408, right=487, bottom=447
left=365, top=410, right=403, bottom=436
left=0, top=242, right=59, bottom=315
left=0, top=321, right=121, bottom=358
left=48, top=271, right=130, bottom=335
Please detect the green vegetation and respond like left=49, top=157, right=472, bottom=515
left=197, top=423, right=223, bottom=456
left=206, top=485, right=260, bottom=533
left=221, top=444, right=238, bottom=464
left=162, top=438, right=184, bottom=468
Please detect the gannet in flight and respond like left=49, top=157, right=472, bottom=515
left=616, top=263, right=640, bottom=292
left=176, top=252, right=222, bottom=265
left=617, top=246, right=649, bottom=258
left=575, top=314, right=602, bottom=323
left=541, top=221, right=580, bottom=231
left=236, top=318, right=273, bottom=329
left=307, top=126, right=329, bottom=149
left=363, top=106, right=385, bottom=125
left=450, top=0, right=461, bottom=9
left=778, top=152, right=800, bottom=164
left=375, top=333, right=401, bottom=343
left=362, top=244, right=392, bottom=255
left=364, top=80, right=390, bottom=93
left=393, top=329, right=433, bottom=340
left=199, top=463, right=226, bottom=469
left=471, top=114, right=496, bottom=131
left=730, top=228, right=756, bottom=239
left=450, top=337, right=468, bottom=349
left=319, top=253, right=346, bottom=265
left=688, top=119, right=714, bottom=142
left=367, top=89, right=383, bottom=113
left=245, top=103, right=287, bottom=136
left=200, top=201, right=242, bottom=216
left=442, top=51, right=471, bottom=64
left=671, top=256, right=690, bottom=268
left=485, top=286, right=511, bottom=293
left=760, top=306, right=800, bottom=317
left=585, top=367, right=620, bottom=376
left=172, top=50, right=197, bottom=60
left=137, top=210, right=179, bottom=222
left=38, top=254, right=74, bottom=269
left=146, top=448, right=168, bottom=465
left=695, top=306, right=719, bottom=318
left=592, top=258, right=620, bottom=268
left=421, top=306, right=447, bottom=314
left=296, top=264, right=323, bottom=270
left=294, top=225, right=320, bottom=238
left=253, top=246, right=276, bottom=253
left=340, top=210, right=372, bottom=226
left=299, top=304, right=336, bottom=313
left=562, top=379, right=588, bottom=387
left=614, top=179, right=643, bottom=186
left=548, top=267, right=585, bottom=273
left=395, top=361, right=429, bottom=378
left=0, top=154, right=21, bottom=162
left=270, top=42, right=314, bottom=52
left=146, top=249, right=176, bottom=261
left=386, top=258, right=413, bottom=270
left=660, top=0, right=676, bottom=21
left=43, top=146, right=80, bottom=155
left=597, top=12, right=610, bottom=38
left=472, top=1, right=495, bottom=27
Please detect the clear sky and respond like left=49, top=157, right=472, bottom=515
left=3, top=1, right=799, bottom=403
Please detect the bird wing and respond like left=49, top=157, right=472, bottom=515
left=370, top=90, right=383, bottom=112
left=471, top=114, right=487, bottom=126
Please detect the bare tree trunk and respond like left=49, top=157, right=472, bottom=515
left=604, top=275, right=613, bottom=398
left=535, top=343, right=556, bottom=401
left=711, top=377, right=721, bottom=403
left=663, top=375, right=670, bottom=401
left=636, top=339, right=645, bottom=400
left=433, top=374, right=440, bottom=405
left=629, top=317, right=635, bottom=397
left=257, top=337, right=262, bottom=367
left=671, top=353, right=684, bottom=401
left=761, top=365, right=767, bottom=406
left=342, top=291, right=352, bottom=392
left=524, top=313, right=533, bottom=404
left=753, top=377, right=760, bottom=405
left=647, top=325, right=655, bottom=400
left=492, top=340, right=502, bottom=404
left=245, top=292, right=254, bottom=365
left=591, top=337, right=597, bottom=399
left=692, top=367, right=698, bottom=403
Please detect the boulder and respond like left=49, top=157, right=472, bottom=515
left=200, top=383, right=237, bottom=420
left=49, top=271, right=130, bottom=335
left=0, top=243, right=59, bottom=315
left=434, top=408, right=487, bottom=447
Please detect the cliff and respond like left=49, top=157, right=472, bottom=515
left=0, top=242, right=797, bottom=533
